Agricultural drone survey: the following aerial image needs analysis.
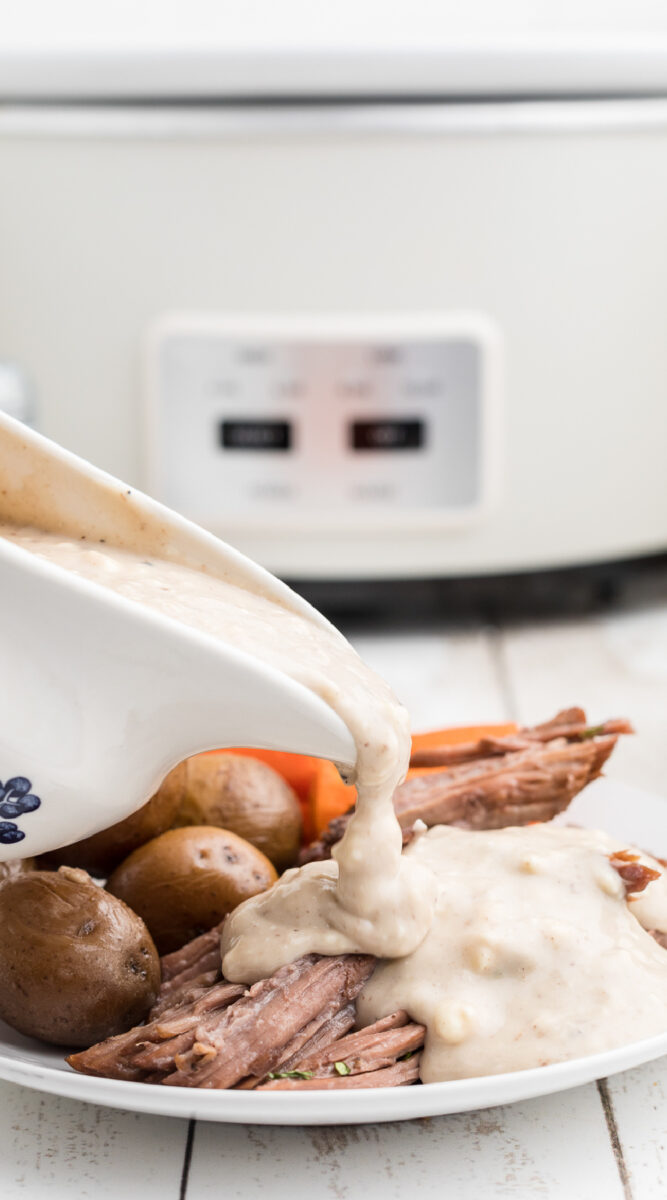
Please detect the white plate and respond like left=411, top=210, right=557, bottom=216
left=0, top=776, right=665, bottom=1125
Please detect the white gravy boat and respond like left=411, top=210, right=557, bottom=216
left=0, top=412, right=356, bottom=860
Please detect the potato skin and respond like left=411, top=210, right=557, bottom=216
left=0, top=867, right=160, bottom=1046
left=107, top=825, right=278, bottom=954
left=38, top=762, right=186, bottom=877
left=174, top=754, right=302, bottom=872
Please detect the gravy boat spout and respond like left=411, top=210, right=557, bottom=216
left=0, top=413, right=356, bottom=860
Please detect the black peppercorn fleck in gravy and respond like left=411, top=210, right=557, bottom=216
left=3, top=522, right=667, bottom=1081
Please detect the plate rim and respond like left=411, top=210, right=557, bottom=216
left=0, top=1030, right=665, bottom=1125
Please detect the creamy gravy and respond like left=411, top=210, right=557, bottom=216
left=359, top=824, right=667, bottom=1079
left=4, top=523, right=667, bottom=1080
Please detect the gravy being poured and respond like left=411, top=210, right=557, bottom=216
left=0, top=523, right=433, bottom=964
left=3, top=523, right=667, bottom=1080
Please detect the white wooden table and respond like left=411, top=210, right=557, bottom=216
left=2, top=604, right=666, bottom=1198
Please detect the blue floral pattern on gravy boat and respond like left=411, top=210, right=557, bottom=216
left=0, top=777, right=41, bottom=844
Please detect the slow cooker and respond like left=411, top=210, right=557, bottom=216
left=2, top=11, right=667, bottom=585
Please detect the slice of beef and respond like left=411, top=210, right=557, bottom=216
left=395, top=735, right=617, bottom=828
left=160, top=924, right=223, bottom=982
left=67, top=1030, right=151, bottom=1083
left=150, top=924, right=224, bottom=1017
left=68, top=952, right=375, bottom=1089
left=277, top=1003, right=358, bottom=1072
left=257, top=1055, right=421, bottom=1090
left=152, top=981, right=246, bottom=1035
left=67, top=980, right=245, bottom=1081
left=132, top=991, right=253, bottom=1073
left=150, top=966, right=221, bottom=1019
left=137, top=981, right=256, bottom=1076
left=162, top=954, right=375, bottom=1089
left=236, top=1002, right=358, bottom=1089
left=288, top=1011, right=425, bottom=1076
left=302, top=734, right=619, bottom=863
left=410, top=709, right=632, bottom=768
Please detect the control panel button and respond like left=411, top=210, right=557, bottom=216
left=220, top=419, right=292, bottom=451
left=350, top=419, right=425, bottom=452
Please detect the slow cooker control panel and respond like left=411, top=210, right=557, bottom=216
left=146, top=315, right=501, bottom=530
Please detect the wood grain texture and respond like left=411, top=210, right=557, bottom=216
left=605, top=1056, right=667, bottom=1199
left=187, top=1087, right=625, bottom=1199
left=0, top=1080, right=189, bottom=1198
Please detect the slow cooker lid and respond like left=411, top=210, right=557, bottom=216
left=3, top=2, right=667, bottom=100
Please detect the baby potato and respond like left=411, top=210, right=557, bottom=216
left=173, top=754, right=302, bottom=872
left=39, top=761, right=187, bottom=877
left=0, top=866, right=160, bottom=1046
left=107, top=825, right=278, bottom=954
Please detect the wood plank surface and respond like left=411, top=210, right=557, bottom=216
left=606, top=1058, right=667, bottom=1200
left=186, top=1086, right=624, bottom=1200
left=0, top=1080, right=190, bottom=1199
